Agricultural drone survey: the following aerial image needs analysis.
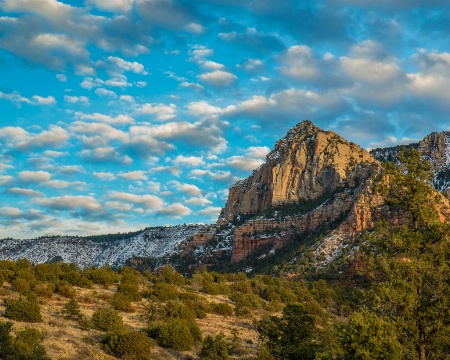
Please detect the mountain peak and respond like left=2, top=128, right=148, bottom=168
left=221, top=120, right=374, bottom=222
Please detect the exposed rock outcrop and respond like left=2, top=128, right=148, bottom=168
left=225, top=121, right=450, bottom=263
left=221, top=121, right=374, bottom=222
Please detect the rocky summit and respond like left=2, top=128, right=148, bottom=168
left=218, top=120, right=450, bottom=264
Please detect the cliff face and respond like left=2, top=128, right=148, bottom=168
left=225, top=121, right=450, bottom=263
left=418, top=131, right=450, bottom=170
left=221, top=121, right=374, bottom=222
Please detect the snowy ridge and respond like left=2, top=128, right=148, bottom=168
left=0, top=224, right=206, bottom=268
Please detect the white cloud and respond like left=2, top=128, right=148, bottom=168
left=0, top=176, right=13, bottom=186
left=64, top=95, right=90, bottom=104
left=135, top=103, right=177, bottom=121
left=197, top=206, right=222, bottom=216
left=245, top=58, right=264, bottom=72
left=189, top=169, right=240, bottom=184
left=79, top=147, right=132, bottom=165
left=105, top=201, right=133, bottom=212
left=18, top=171, right=52, bottom=183
left=185, top=197, right=212, bottom=206
left=198, top=70, right=237, bottom=86
left=93, top=171, right=116, bottom=181
left=173, top=155, right=204, bottom=167
left=87, top=0, right=135, bottom=12
left=36, top=195, right=104, bottom=213
left=118, top=171, right=148, bottom=181
left=186, top=101, right=222, bottom=118
left=0, top=91, right=56, bottom=107
left=246, top=146, right=270, bottom=158
left=108, top=56, right=148, bottom=75
left=80, top=77, right=104, bottom=90
left=280, top=45, right=319, bottom=79
left=180, top=81, right=206, bottom=93
left=185, top=22, right=205, bottom=34
left=200, top=60, right=225, bottom=70
left=31, top=95, right=56, bottom=105
left=5, top=188, right=44, bottom=197
left=75, top=112, right=135, bottom=125
left=56, top=73, right=67, bottom=82
left=109, top=191, right=164, bottom=209
left=95, top=88, right=117, bottom=98
left=69, top=121, right=129, bottom=143
left=226, top=156, right=265, bottom=171
left=169, top=181, right=202, bottom=196
left=157, top=203, right=191, bottom=216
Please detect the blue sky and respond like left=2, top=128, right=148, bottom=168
left=1, top=0, right=450, bottom=238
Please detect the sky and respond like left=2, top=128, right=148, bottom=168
left=1, top=0, right=450, bottom=239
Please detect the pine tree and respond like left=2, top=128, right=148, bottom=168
left=365, top=148, right=450, bottom=359
left=62, top=297, right=81, bottom=320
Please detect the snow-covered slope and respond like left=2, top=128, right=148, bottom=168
left=0, top=224, right=206, bottom=268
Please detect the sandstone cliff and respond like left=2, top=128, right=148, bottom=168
left=224, top=121, right=450, bottom=263
left=221, top=120, right=374, bottom=222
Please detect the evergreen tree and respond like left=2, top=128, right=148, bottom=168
left=365, top=148, right=450, bottom=359
left=62, top=297, right=81, bottom=320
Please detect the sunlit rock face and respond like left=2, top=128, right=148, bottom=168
left=221, top=120, right=374, bottom=222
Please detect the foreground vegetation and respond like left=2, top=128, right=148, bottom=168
left=1, top=149, right=450, bottom=359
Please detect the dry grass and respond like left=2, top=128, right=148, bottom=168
left=0, top=282, right=262, bottom=359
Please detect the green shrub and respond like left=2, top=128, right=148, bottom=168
left=62, top=297, right=82, bottom=320
left=85, top=267, right=120, bottom=287
left=105, top=331, right=152, bottom=360
left=15, top=328, right=43, bottom=355
left=0, top=322, right=50, bottom=360
left=199, top=332, right=229, bottom=360
left=11, top=277, right=31, bottom=294
left=55, top=280, right=76, bottom=298
left=156, top=318, right=202, bottom=351
left=92, top=308, right=126, bottom=333
left=164, top=300, right=196, bottom=320
left=112, top=292, right=135, bottom=313
left=5, top=298, right=43, bottom=323
left=34, top=282, right=56, bottom=298
left=211, top=303, right=234, bottom=317
left=155, top=266, right=185, bottom=286
left=117, top=282, right=141, bottom=302
left=151, top=283, right=179, bottom=301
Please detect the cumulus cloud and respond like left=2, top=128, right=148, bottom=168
left=64, top=95, right=90, bottom=104
left=93, top=172, right=116, bottom=181
left=118, top=171, right=148, bottom=181
left=0, top=176, right=13, bottom=186
left=35, top=195, right=104, bottom=216
left=198, top=70, right=237, bottom=87
left=185, top=197, right=212, bottom=206
left=75, top=112, right=135, bottom=125
left=173, top=155, right=204, bottom=167
left=105, top=201, right=133, bottom=212
left=197, top=206, right=222, bottom=216
left=79, top=147, right=132, bottom=165
left=225, top=156, right=265, bottom=171
left=0, top=91, right=56, bottom=107
left=189, top=169, right=240, bottom=184
left=95, top=88, right=117, bottom=98
left=169, top=181, right=202, bottom=196
left=4, top=187, right=43, bottom=197
left=135, top=103, right=177, bottom=121
left=109, top=191, right=164, bottom=210
left=280, top=45, right=319, bottom=79
left=157, top=203, right=192, bottom=216
left=18, top=171, right=52, bottom=183
left=108, top=56, right=148, bottom=75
